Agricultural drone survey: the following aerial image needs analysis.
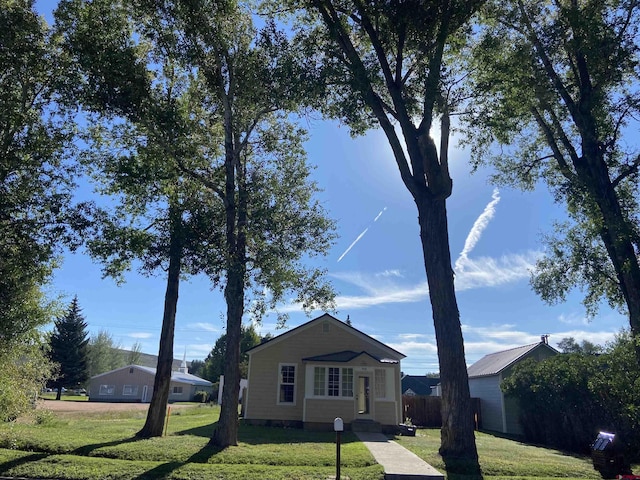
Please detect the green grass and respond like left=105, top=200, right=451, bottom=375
left=395, top=428, right=640, bottom=480
left=0, top=404, right=382, bottom=479
left=2, top=407, right=638, bottom=480
left=39, top=393, right=88, bottom=401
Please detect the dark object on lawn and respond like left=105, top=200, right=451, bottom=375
left=591, top=432, right=632, bottom=479
left=398, top=424, right=416, bottom=436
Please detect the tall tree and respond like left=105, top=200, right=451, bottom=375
left=202, top=325, right=261, bottom=382
left=55, top=0, right=226, bottom=437
left=56, top=0, right=336, bottom=443
left=1, top=0, right=84, bottom=416
left=557, top=337, right=602, bottom=355
left=289, top=0, right=483, bottom=472
left=468, top=0, right=640, bottom=362
left=138, top=0, right=338, bottom=448
left=127, top=341, right=143, bottom=365
left=87, top=330, right=125, bottom=377
left=49, top=296, right=90, bottom=400
left=1, top=0, right=82, bottom=344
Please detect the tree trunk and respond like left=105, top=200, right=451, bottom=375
left=210, top=264, right=243, bottom=447
left=55, top=386, right=61, bottom=401
left=580, top=148, right=640, bottom=364
left=210, top=73, right=247, bottom=447
left=416, top=193, right=481, bottom=477
left=137, top=206, right=182, bottom=438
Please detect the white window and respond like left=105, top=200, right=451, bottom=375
left=99, top=385, right=115, bottom=395
left=342, top=368, right=353, bottom=397
left=311, top=367, right=353, bottom=398
left=173, top=386, right=183, bottom=394
left=328, top=367, right=340, bottom=396
left=375, top=369, right=386, bottom=398
left=278, top=364, right=296, bottom=404
left=123, top=385, right=138, bottom=396
left=313, top=367, right=325, bottom=396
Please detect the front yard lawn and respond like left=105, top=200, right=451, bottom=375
left=395, top=428, right=640, bottom=479
left=2, top=405, right=638, bottom=479
left=0, top=404, right=382, bottom=479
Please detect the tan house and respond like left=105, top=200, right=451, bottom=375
left=243, top=313, right=405, bottom=431
left=88, top=363, right=213, bottom=403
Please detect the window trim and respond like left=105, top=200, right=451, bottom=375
left=122, top=384, right=138, bottom=396
left=374, top=369, right=387, bottom=399
left=99, top=384, right=115, bottom=396
left=311, top=366, right=354, bottom=399
left=172, top=385, right=184, bottom=395
left=277, top=363, right=297, bottom=406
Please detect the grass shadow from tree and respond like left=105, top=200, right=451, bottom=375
left=131, top=442, right=219, bottom=479
left=0, top=452, right=49, bottom=475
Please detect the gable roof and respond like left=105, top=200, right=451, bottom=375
left=246, top=313, right=405, bottom=359
left=467, top=342, right=558, bottom=378
left=401, top=375, right=440, bottom=395
left=303, top=350, right=399, bottom=364
left=90, top=364, right=212, bottom=387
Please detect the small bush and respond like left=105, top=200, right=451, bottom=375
left=193, top=391, right=210, bottom=403
left=34, top=409, right=55, bottom=425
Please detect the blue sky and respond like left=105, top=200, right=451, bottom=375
left=51, top=118, right=629, bottom=374
left=36, top=0, right=628, bottom=374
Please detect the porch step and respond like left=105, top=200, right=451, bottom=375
left=351, top=419, right=382, bottom=433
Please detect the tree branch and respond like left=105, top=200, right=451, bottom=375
left=612, top=154, right=640, bottom=188
left=531, top=106, right=576, bottom=182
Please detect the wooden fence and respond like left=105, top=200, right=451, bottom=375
left=402, top=395, right=482, bottom=429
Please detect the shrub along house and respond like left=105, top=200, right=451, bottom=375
left=467, top=337, right=558, bottom=435
left=88, top=361, right=213, bottom=403
left=243, top=313, right=405, bottom=432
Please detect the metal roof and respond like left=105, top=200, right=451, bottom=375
left=91, top=365, right=213, bottom=387
left=467, top=343, right=556, bottom=378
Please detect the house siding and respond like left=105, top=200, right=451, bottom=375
left=245, top=316, right=403, bottom=427
left=89, top=367, right=153, bottom=402
left=89, top=366, right=212, bottom=403
left=468, top=375, right=503, bottom=432
left=469, top=344, right=558, bottom=435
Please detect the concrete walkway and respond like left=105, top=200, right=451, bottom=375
left=355, top=432, right=445, bottom=480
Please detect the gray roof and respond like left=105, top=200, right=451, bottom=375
left=467, top=343, right=555, bottom=378
left=302, top=350, right=399, bottom=364
left=92, top=365, right=212, bottom=387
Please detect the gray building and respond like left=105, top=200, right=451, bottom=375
left=467, top=339, right=558, bottom=435
left=89, top=363, right=212, bottom=403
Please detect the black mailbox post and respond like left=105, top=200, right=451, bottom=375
left=591, top=432, right=631, bottom=479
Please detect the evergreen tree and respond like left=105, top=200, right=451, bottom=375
left=49, top=296, right=90, bottom=400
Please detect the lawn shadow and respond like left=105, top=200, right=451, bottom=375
left=70, top=436, right=140, bottom=456
left=0, top=452, right=49, bottom=475
left=174, top=421, right=360, bottom=447
left=441, top=454, right=484, bottom=480
left=237, top=424, right=360, bottom=446
left=130, top=442, right=220, bottom=479
left=173, top=421, right=218, bottom=438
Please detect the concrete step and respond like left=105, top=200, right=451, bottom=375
left=351, top=419, right=382, bottom=433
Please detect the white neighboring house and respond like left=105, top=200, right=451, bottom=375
left=88, top=361, right=213, bottom=403
left=467, top=338, right=558, bottom=435
left=217, top=375, right=248, bottom=404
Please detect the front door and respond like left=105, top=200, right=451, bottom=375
left=142, top=385, right=149, bottom=403
left=356, top=375, right=372, bottom=417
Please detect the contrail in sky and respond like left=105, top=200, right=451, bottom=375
left=337, top=207, right=387, bottom=262
left=455, top=189, right=501, bottom=270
